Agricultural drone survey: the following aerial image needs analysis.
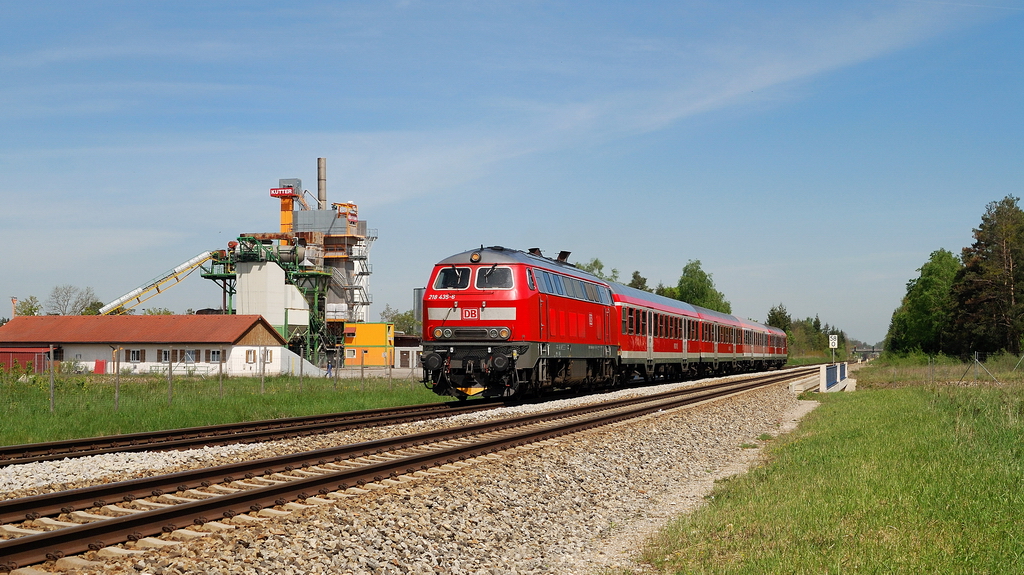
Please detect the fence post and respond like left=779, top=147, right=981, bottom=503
left=299, top=345, right=304, bottom=393
left=260, top=346, right=265, bottom=394
left=167, top=351, right=173, bottom=406
left=48, top=344, right=55, bottom=413
left=219, top=348, right=224, bottom=399
left=115, top=346, right=121, bottom=412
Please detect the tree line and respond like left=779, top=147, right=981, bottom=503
left=765, top=303, right=857, bottom=358
left=885, top=195, right=1024, bottom=358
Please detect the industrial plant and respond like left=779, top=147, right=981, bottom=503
left=97, top=158, right=378, bottom=367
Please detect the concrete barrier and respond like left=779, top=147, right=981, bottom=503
left=819, top=363, right=854, bottom=392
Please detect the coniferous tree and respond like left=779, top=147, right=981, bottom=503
left=947, top=196, right=1024, bottom=355
left=765, top=303, right=792, bottom=333
left=627, top=271, right=650, bottom=292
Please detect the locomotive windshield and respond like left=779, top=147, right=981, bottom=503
left=476, top=266, right=513, bottom=289
left=434, top=266, right=471, bottom=289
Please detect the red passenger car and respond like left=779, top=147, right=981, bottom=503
left=420, top=246, right=786, bottom=399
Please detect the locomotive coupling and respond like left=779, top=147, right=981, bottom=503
left=422, top=352, right=444, bottom=371
left=490, top=354, right=510, bottom=371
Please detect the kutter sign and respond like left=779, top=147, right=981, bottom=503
left=270, top=187, right=297, bottom=197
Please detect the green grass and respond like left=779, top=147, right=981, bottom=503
left=0, top=373, right=440, bottom=446
left=627, top=372, right=1024, bottom=574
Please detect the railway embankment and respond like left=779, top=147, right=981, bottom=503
left=0, top=375, right=808, bottom=574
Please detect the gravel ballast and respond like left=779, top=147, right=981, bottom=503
left=18, top=379, right=819, bottom=575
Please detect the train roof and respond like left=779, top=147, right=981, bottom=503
left=610, top=283, right=698, bottom=315
left=433, top=247, right=784, bottom=335
left=609, top=282, right=779, bottom=334
left=434, top=246, right=604, bottom=281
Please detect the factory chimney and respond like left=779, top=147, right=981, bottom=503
left=317, top=157, right=327, bottom=210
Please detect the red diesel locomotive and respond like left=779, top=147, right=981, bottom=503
left=420, top=246, right=787, bottom=399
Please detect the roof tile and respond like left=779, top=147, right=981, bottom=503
left=0, top=315, right=287, bottom=345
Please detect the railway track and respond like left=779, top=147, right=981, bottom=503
left=0, top=367, right=816, bottom=571
left=0, top=400, right=508, bottom=467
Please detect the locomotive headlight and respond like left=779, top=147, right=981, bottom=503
left=432, top=327, right=444, bottom=339
left=442, top=328, right=453, bottom=338
left=488, top=329, right=499, bottom=338
left=498, top=328, right=510, bottom=339
left=470, top=252, right=481, bottom=263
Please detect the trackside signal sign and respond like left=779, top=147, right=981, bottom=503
left=829, top=335, right=838, bottom=349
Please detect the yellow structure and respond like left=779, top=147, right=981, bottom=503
left=343, top=322, right=394, bottom=367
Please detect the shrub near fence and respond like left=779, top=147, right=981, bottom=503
left=0, top=371, right=439, bottom=446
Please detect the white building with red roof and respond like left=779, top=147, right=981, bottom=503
left=0, top=315, right=321, bottom=376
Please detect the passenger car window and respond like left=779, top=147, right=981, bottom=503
left=433, top=267, right=471, bottom=289
left=476, top=266, right=513, bottom=289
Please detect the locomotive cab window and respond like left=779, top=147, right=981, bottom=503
left=434, top=266, right=471, bottom=289
left=475, top=266, right=513, bottom=289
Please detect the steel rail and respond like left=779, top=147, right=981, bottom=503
left=0, top=367, right=813, bottom=525
left=0, top=366, right=812, bottom=467
left=0, top=400, right=505, bottom=467
left=0, top=368, right=814, bottom=569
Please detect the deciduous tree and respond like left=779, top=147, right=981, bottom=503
left=380, top=304, right=421, bottom=335
left=45, top=285, right=97, bottom=315
left=576, top=258, right=620, bottom=282
left=675, top=260, right=731, bottom=313
left=884, top=248, right=960, bottom=354
left=15, top=296, right=42, bottom=316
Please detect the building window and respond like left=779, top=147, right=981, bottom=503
left=347, top=349, right=356, bottom=359
left=161, top=350, right=170, bottom=363
left=183, top=350, right=196, bottom=363
left=245, top=349, right=257, bottom=364
left=262, top=350, right=273, bottom=363
left=210, top=350, right=221, bottom=363
left=129, top=349, right=141, bottom=363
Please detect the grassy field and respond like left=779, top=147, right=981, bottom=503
left=622, top=358, right=1024, bottom=574
left=0, top=372, right=440, bottom=446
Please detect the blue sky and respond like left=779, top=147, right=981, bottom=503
left=2, top=1, right=1022, bottom=345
